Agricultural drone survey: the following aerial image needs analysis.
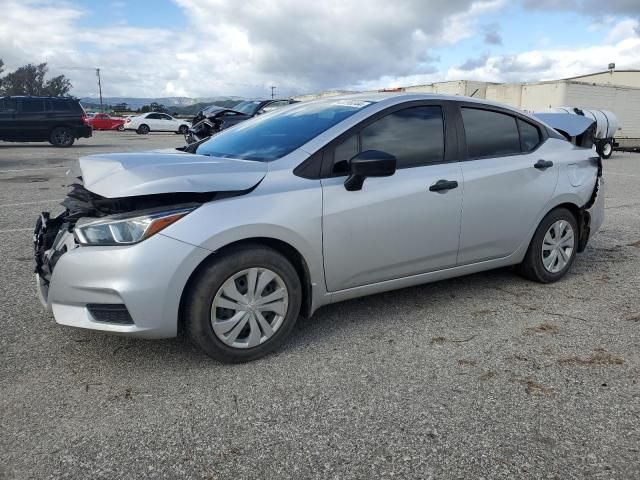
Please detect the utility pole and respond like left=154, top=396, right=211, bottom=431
left=270, top=85, right=276, bottom=99
left=96, top=68, right=103, bottom=112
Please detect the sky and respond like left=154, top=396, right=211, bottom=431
left=0, top=0, right=638, bottom=99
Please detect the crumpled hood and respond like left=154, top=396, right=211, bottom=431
left=73, top=152, right=268, bottom=198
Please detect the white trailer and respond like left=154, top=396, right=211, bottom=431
left=517, top=80, right=640, bottom=152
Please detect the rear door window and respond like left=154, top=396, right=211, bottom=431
left=518, top=118, right=542, bottom=152
left=461, top=108, right=521, bottom=158
left=21, top=98, right=45, bottom=113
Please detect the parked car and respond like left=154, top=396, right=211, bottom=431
left=0, top=96, right=92, bottom=147
left=186, top=99, right=297, bottom=144
left=88, top=113, right=125, bottom=131
left=123, top=112, right=190, bottom=134
left=34, top=94, right=603, bottom=362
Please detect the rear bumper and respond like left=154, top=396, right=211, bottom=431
left=75, top=125, right=92, bottom=138
left=588, top=177, right=604, bottom=236
left=37, top=232, right=210, bottom=338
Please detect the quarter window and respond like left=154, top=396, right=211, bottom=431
left=518, top=118, right=541, bottom=152
left=51, top=99, right=71, bottom=112
left=461, top=108, right=521, bottom=158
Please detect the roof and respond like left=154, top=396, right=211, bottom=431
left=1, top=95, right=76, bottom=100
left=562, top=70, right=640, bottom=81
left=303, top=92, right=529, bottom=115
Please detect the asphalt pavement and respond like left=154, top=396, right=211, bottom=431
left=1, top=132, right=639, bottom=479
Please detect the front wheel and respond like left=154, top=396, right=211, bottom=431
left=117, top=124, right=125, bottom=131
left=184, top=245, right=302, bottom=363
left=49, top=127, right=75, bottom=147
left=178, top=125, right=189, bottom=135
left=518, top=208, right=578, bottom=283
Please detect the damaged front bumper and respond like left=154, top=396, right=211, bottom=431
left=34, top=218, right=210, bottom=338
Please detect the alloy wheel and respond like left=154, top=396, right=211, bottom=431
left=541, top=220, right=575, bottom=273
left=54, top=129, right=72, bottom=146
left=211, top=267, right=289, bottom=349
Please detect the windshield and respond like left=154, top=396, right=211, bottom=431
left=196, top=100, right=375, bottom=161
left=233, top=101, right=262, bottom=115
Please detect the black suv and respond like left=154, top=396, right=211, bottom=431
left=0, top=96, right=92, bottom=147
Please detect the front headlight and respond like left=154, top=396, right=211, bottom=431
left=75, top=206, right=196, bottom=246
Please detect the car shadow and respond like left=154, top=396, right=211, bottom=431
left=70, top=267, right=521, bottom=367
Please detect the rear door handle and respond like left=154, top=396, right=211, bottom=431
left=534, top=159, right=554, bottom=170
left=429, top=179, right=459, bottom=192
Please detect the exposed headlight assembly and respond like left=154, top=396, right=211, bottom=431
left=75, top=205, right=196, bottom=246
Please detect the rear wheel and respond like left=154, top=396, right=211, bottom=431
left=117, top=124, right=125, bottom=131
left=184, top=245, right=302, bottom=363
left=49, top=127, right=75, bottom=147
left=178, top=125, right=189, bottom=135
left=598, top=140, right=613, bottom=159
left=518, top=208, right=578, bottom=283
left=137, top=124, right=150, bottom=134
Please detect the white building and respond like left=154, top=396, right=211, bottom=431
left=295, top=70, right=640, bottom=147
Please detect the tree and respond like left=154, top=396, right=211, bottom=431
left=149, top=102, right=167, bottom=113
left=0, top=60, right=72, bottom=96
left=139, top=102, right=168, bottom=113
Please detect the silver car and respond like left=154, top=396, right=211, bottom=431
left=34, top=94, right=604, bottom=362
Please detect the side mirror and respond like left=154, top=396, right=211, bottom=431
left=344, top=150, right=397, bottom=191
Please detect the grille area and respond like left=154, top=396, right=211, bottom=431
left=87, top=304, right=134, bottom=325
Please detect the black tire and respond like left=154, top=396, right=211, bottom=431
left=184, top=244, right=302, bottom=363
left=597, top=140, right=613, bottom=159
left=49, top=127, right=75, bottom=147
left=117, top=124, right=125, bottom=131
left=178, top=125, right=189, bottom=135
left=137, top=124, right=150, bottom=134
left=518, top=208, right=578, bottom=283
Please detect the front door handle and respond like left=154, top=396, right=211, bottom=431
left=429, top=179, right=459, bottom=192
left=534, top=159, right=554, bottom=170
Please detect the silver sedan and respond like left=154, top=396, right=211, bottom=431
left=34, top=94, right=604, bottom=362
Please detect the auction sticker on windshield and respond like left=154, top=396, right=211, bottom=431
left=331, top=100, right=373, bottom=108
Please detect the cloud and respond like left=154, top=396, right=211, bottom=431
left=446, top=31, right=640, bottom=83
left=605, top=18, right=639, bottom=43
left=458, top=54, right=490, bottom=70
left=0, top=0, right=508, bottom=97
left=483, top=23, right=503, bottom=45
left=522, top=0, right=640, bottom=15
left=0, top=0, right=639, bottom=98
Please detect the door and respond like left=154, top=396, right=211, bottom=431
left=144, top=113, right=163, bottom=130
left=0, top=97, right=18, bottom=139
left=456, top=106, right=559, bottom=264
left=158, top=113, right=176, bottom=131
left=322, top=104, right=463, bottom=292
left=16, top=98, right=48, bottom=140
left=92, top=114, right=108, bottom=129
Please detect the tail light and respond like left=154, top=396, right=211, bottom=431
left=81, top=114, right=91, bottom=126
left=125, top=118, right=131, bottom=123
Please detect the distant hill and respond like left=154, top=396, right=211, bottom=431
left=79, top=96, right=245, bottom=110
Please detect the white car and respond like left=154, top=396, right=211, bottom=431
left=123, top=113, right=190, bottom=135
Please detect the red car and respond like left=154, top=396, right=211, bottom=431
left=89, top=113, right=125, bottom=131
